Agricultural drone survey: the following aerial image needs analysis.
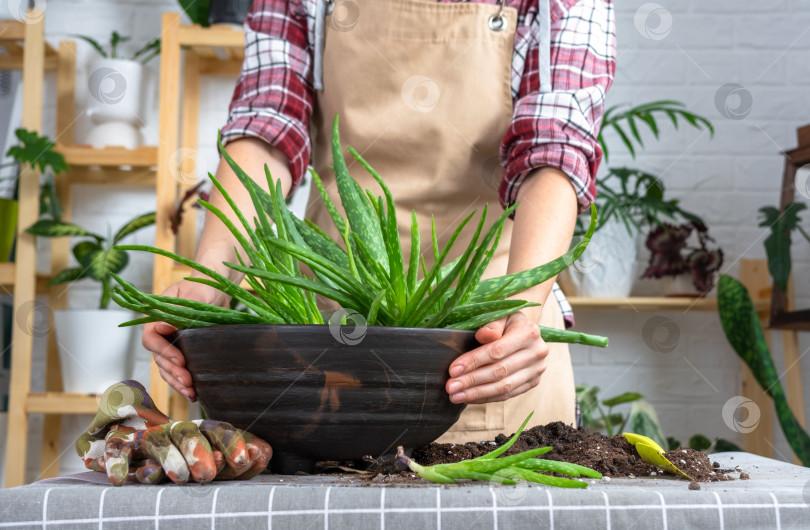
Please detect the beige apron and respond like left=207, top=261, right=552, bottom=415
left=308, top=0, right=575, bottom=442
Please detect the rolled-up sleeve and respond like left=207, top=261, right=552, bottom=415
left=500, top=0, right=616, bottom=215
left=220, top=0, right=314, bottom=192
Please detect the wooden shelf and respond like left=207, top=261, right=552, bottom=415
left=0, top=18, right=58, bottom=70
left=568, top=296, right=770, bottom=312
left=56, top=145, right=158, bottom=168
left=26, top=393, right=99, bottom=414
left=0, top=263, right=52, bottom=292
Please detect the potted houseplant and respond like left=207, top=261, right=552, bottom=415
left=111, top=117, right=608, bottom=471
left=0, top=128, right=67, bottom=261
left=25, top=211, right=156, bottom=394
left=640, top=221, right=724, bottom=295
left=75, top=32, right=160, bottom=149
left=563, top=101, right=714, bottom=298
left=177, top=0, right=253, bottom=27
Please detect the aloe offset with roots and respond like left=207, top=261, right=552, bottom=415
left=397, top=413, right=602, bottom=487
left=112, top=116, right=608, bottom=348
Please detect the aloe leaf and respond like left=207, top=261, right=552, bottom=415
left=536, top=327, right=609, bottom=347
left=330, top=116, right=388, bottom=271
left=407, top=211, right=420, bottom=296
left=114, top=244, right=277, bottom=321
left=348, top=146, right=407, bottom=310
left=470, top=204, right=597, bottom=303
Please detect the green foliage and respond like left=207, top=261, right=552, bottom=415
left=397, top=413, right=602, bottom=487
left=576, top=384, right=665, bottom=446
left=112, top=118, right=608, bottom=348
left=717, top=274, right=810, bottom=465
left=74, top=33, right=161, bottom=64
left=688, top=434, right=712, bottom=452
left=598, top=100, right=714, bottom=162
left=178, top=0, right=211, bottom=26
left=5, top=128, right=68, bottom=175
left=759, top=202, right=810, bottom=292
left=26, top=213, right=156, bottom=309
left=576, top=100, right=713, bottom=237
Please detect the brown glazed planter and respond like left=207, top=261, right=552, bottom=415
left=173, top=324, right=479, bottom=474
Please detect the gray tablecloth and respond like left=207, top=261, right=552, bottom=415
left=1, top=452, right=808, bottom=529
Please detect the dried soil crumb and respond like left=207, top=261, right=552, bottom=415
left=740, top=472, right=750, bottom=480
left=688, top=482, right=701, bottom=490
left=411, top=422, right=732, bottom=483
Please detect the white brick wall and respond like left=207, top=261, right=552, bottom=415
left=2, top=0, right=809, bottom=483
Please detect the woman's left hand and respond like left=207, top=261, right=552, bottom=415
left=445, top=310, right=549, bottom=404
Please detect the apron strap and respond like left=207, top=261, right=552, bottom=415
left=313, top=0, right=330, bottom=90
left=537, top=0, right=551, bottom=93
left=313, top=0, right=552, bottom=93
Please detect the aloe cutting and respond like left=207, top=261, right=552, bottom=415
left=397, top=413, right=602, bottom=487
left=112, top=116, right=608, bottom=348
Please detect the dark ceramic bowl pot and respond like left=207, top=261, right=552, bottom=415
left=174, top=324, right=478, bottom=473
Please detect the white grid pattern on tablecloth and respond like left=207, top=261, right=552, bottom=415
left=1, top=485, right=808, bottom=530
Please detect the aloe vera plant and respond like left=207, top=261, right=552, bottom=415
left=112, top=116, right=608, bottom=347
left=397, top=413, right=602, bottom=487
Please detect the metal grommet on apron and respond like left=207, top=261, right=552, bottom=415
left=488, top=0, right=508, bottom=32
left=309, top=0, right=575, bottom=443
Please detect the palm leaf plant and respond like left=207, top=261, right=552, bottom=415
left=576, top=100, right=715, bottom=237
left=75, top=32, right=161, bottom=64
left=112, top=117, right=608, bottom=348
left=26, top=212, right=156, bottom=309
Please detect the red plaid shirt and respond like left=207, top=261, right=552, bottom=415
left=221, top=0, right=617, bottom=325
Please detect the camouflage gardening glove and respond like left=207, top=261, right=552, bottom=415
left=75, top=380, right=273, bottom=486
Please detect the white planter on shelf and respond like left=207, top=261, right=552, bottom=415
left=660, top=274, right=701, bottom=297
left=85, top=58, right=143, bottom=149
left=53, top=309, right=134, bottom=394
left=559, top=218, right=638, bottom=298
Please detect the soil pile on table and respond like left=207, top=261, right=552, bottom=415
left=411, top=421, right=730, bottom=482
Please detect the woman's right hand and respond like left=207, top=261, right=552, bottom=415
left=142, top=280, right=229, bottom=402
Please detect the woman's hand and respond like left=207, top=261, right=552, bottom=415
left=445, top=310, right=549, bottom=404
left=142, top=280, right=229, bottom=402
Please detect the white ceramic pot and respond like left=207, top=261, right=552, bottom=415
left=84, top=121, right=140, bottom=150
left=86, top=58, right=143, bottom=124
left=53, top=309, right=134, bottom=394
left=85, top=58, right=143, bottom=149
left=561, top=218, right=638, bottom=298
left=660, top=274, right=701, bottom=297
